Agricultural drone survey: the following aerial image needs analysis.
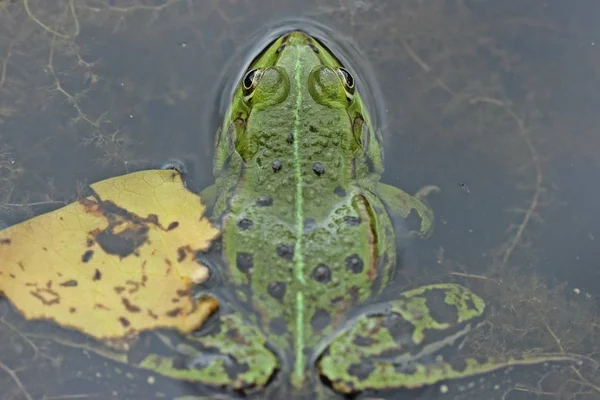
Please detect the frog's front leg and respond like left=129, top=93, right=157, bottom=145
left=316, top=283, right=582, bottom=398
left=370, top=181, right=438, bottom=238
left=134, top=311, right=278, bottom=393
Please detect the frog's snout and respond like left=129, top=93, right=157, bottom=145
left=284, top=31, right=311, bottom=46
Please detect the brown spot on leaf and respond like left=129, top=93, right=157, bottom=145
left=167, top=221, right=179, bottom=231
left=125, top=280, right=140, bottom=294
left=60, top=280, right=78, bottom=287
left=69, top=307, right=76, bottom=313
left=166, top=307, right=181, bottom=317
left=93, top=269, right=102, bottom=281
left=114, top=286, right=125, bottom=295
left=119, top=317, right=131, bottom=327
left=177, top=247, right=186, bottom=262
left=31, top=288, right=60, bottom=306
left=81, top=195, right=164, bottom=259
left=146, top=214, right=159, bottom=225
left=18, top=262, right=24, bottom=271
left=0, top=238, right=11, bottom=245
left=121, top=297, right=141, bottom=313
left=82, top=250, right=94, bottom=263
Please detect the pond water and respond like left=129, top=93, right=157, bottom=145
left=0, top=1, right=599, bottom=399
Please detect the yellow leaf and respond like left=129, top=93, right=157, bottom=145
left=0, top=170, right=220, bottom=340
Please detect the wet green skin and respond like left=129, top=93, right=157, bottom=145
left=204, top=31, right=436, bottom=391
left=127, top=32, right=580, bottom=398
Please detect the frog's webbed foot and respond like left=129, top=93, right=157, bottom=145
left=371, top=182, right=437, bottom=238
left=316, top=284, right=585, bottom=398
left=135, top=312, right=278, bottom=394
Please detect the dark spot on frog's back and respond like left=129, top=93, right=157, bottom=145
left=268, top=281, right=286, bottom=301
left=334, top=186, right=346, bottom=197
left=256, top=195, right=273, bottom=207
left=236, top=252, right=254, bottom=273
left=425, top=288, right=460, bottom=324
left=268, top=316, right=288, bottom=336
left=312, top=162, right=325, bottom=176
left=271, top=159, right=283, bottom=172
left=310, top=308, right=331, bottom=332
left=303, top=218, right=317, bottom=233
left=343, top=216, right=361, bottom=226
left=237, top=218, right=253, bottom=230
left=81, top=250, right=94, bottom=263
left=276, top=243, right=294, bottom=260
left=345, top=254, right=364, bottom=274
left=287, top=132, right=294, bottom=144
left=312, top=264, right=331, bottom=283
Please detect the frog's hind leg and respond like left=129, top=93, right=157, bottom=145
left=135, top=310, right=278, bottom=395
left=316, top=283, right=584, bottom=398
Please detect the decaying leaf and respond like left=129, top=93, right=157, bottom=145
left=0, top=170, right=220, bottom=340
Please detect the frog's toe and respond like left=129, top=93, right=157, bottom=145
left=414, top=184, right=440, bottom=201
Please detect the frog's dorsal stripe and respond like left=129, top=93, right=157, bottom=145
left=291, top=43, right=307, bottom=387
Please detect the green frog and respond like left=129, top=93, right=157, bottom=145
left=132, top=31, right=580, bottom=399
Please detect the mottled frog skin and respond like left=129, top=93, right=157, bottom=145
left=140, top=30, right=581, bottom=399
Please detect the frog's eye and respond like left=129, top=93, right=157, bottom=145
left=242, top=68, right=264, bottom=101
left=243, top=67, right=289, bottom=109
left=336, top=67, right=355, bottom=101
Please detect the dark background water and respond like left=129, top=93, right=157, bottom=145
left=0, top=1, right=599, bottom=399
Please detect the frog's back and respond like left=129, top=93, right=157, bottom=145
left=214, top=33, right=396, bottom=357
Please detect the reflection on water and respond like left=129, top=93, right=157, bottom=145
left=0, top=0, right=599, bottom=399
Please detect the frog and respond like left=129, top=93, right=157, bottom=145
left=127, top=30, right=581, bottom=399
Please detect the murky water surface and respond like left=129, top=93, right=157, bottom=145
left=0, top=1, right=599, bottom=399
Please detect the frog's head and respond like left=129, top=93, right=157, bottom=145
left=239, top=31, right=356, bottom=108
left=214, top=31, right=381, bottom=177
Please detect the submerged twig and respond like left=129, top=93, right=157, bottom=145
left=0, top=359, right=33, bottom=400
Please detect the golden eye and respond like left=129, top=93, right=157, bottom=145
left=242, top=68, right=263, bottom=98
left=336, top=67, right=355, bottom=93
